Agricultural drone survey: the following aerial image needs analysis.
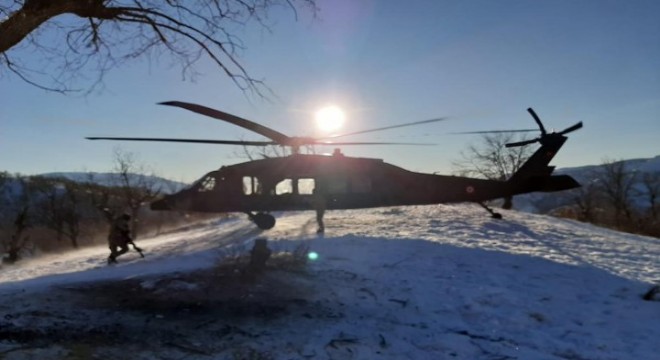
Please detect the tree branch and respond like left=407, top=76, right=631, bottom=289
left=0, top=0, right=316, bottom=94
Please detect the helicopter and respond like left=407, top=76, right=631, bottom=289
left=87, top=102, right=583, bottom=230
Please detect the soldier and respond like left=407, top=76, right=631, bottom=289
left=107, top=213, right=142, bottom=264
left=311, top=188, right=326, bottom=234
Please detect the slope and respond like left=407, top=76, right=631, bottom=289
left=0, top=204, right=658, bottom=359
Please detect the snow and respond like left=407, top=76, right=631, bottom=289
left=1, top=204, right=659, bottom=359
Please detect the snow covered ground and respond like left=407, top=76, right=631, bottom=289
left=1, top=204, right=658, bottom=359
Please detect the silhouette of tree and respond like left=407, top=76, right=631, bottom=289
left=0, top=175, right=34, bottom=263
left=32, top=176, right=85, bottom=249
left=453, top=133, right=534, bottom=209
left=111, top=148, right=162, bottom=239
left=0, top=0, right=316, bottom=94
left=598, top=158, right=637, bottom=228
left=570, top=175, right=603, bottom=223
left=640, top=173, right=660, bottom=221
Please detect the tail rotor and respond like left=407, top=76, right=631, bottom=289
left=505, top=108, right=582, bottom=148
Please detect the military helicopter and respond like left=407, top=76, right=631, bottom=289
left=88, top=102, right=583, bottom=230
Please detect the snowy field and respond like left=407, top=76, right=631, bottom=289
left=0, top=204, right=658, bottom=359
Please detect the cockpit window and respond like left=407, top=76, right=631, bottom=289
left=198, top=176, right=216, bottom=192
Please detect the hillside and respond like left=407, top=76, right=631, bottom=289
left=559, top=155, right=660, bottom=178
left=515, top=155, right=660, bottom=214
left=40, top=172, right=189, bottom=193
left=0, top=204, right=658, bottom=359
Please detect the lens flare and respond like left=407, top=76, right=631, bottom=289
left=308, top=251, right=319, bottom=261
left=315, top=105, right=346, bottom=132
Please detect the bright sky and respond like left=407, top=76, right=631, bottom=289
left=1, top=0, right=659, bottom=183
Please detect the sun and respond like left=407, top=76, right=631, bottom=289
left=315, top=105, right=346, bottom=133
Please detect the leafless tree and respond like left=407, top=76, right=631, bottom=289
left=0, top=174, right=34, bottom=263
left=83, top=173, right=123, bottom=222
left=237, top=144, right=288, bottom=161
left=0, top=0, right=316, bottom=94
left=111, top=147, right=162, bottom=239
left=570, top=176, right=603, bottom=223
left=598, top=158, right=637, bottom=228
left=32, top=176, right=84, bottom=249
left=4, top=206, right=31, bottom=263
left=640, top=173, right=660, bottom=222
left=453, top=133, right=534, bottom=181
left=235, top=142, right=317, bottom=161
left=453, top=133, right=534, bottom=209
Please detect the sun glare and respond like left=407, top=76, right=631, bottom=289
left=315, top=105, right=346, bottom=133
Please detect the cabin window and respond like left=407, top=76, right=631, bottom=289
left=198, top=176, right=216, bottom=192
left=351, top=176, right=372, bottom=193
left=298, top=178, right=315, bottom=195
left=243, top=176, right=260, bottom=195
left=275, top=178, right=316, bottom=195
left=275, top=179, right=293, bottom=195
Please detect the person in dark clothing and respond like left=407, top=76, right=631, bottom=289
left=107, top=213, right=141, bottom=264
left=311, top=188, right=326, bottom=234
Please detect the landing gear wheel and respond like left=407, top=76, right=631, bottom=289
left=251, top=212, right=276, bottom=230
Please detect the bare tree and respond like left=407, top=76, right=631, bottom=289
left=598, top=158, right=637, bottom=228
left=0, top=174, right=34, bottom=263
left=639, top=173, right=660, bottom=223
left=0, top=0, right=316, bottom=93
left=32, top=176, right=84, bottom=249
left=235, top=141, right=317, bottom=161
left=5, top=206, right=31, bottom=263
left=570, top=177, right=603, bottom=223
left=453, top=133, right=533, bottom=181
left=83, top=173, right=123, bottom=223
left=453, top=133, right=534, bottom=209
left=111, top=148, right=162, bottom=239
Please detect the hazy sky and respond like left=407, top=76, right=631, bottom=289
left=2, top=0, right=659, bottom=183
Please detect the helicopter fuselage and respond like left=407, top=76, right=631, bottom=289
left=151, top=150, right=564, bottom=215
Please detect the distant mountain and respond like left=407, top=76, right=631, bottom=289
left=514, top=156, right=660, bottom=213
left=557, top=155, right=660, bottom=181
left=40, top=172, right=189, bottom=194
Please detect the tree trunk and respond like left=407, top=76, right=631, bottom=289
left=0, top=1, right=67, bottom=53
left=0, top=0, right=119, bottom=54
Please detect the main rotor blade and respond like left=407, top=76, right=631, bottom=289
left=86, top=137, right=276, bottom=146
left=312, top=141, right=436, bottom=146
left=321, top=117, right=449, bottom=140
left=559, top=121, right=583, bottom=135
left=505, top=138, right=539, bottom=148
left=450, top=129, right=538, bottom=135
left=159, top=101, right=291, bottom=144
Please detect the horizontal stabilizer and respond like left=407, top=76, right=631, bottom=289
left=521, top=175, right=581, bottom=193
